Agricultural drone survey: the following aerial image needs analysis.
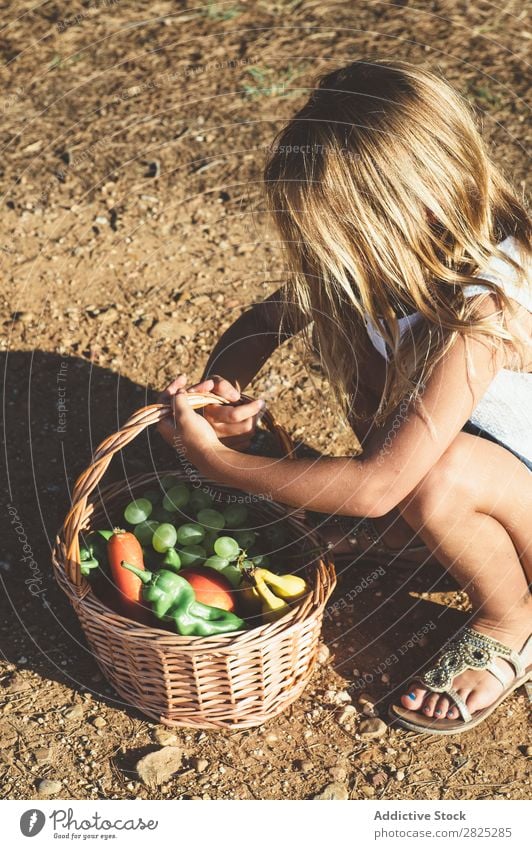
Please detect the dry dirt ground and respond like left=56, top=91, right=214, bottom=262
left=1, top=1, right=530, bottom=801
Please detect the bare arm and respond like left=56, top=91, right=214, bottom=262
left=203, top=285, right=306, bottom=389
left=160, top=286, right=308, bottom=449
left=174, top=296, right=508, bottom=518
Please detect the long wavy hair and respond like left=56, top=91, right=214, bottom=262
left=264, top=59, right=531, bottom=424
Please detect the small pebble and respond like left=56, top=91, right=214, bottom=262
left=136, top=747, right=183, bottom=787
left=317, top=643, right=330, bottom=664
left=194, top=758, right=209, bottom=773
left=313, top=782, right=348, bottom=800
left=361, top=785, right=376, bottom=798
left=65, top=704, right=84, bottom=720
left=92, top=717, right=107, bottom=729
left=329, top=765, right=347, bottom=782
left=296, top=759, right=313, bottom=773
left=33, top=747, right=51, bottom=764
left=324, top=689, right=351, bottom=706
left=37, top=778, right=62, bottom=797
left=524, top=746, right=532, bottom=757
left=153, top=728, right=178, bottom=746
left=336, top=705, right=357, bottom=725
left=395, top=769, right=406, bottom=781
left=359, top=718, right=388, bottom=739
left=371, top=771, right=387, bottom=788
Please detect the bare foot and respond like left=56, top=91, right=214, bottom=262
left=400, top=615, right=532, bottom=721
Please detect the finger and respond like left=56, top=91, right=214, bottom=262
left=211, top=418, right=257, bottom=438
left=172, top=389, right=195, bottom=424
left=188, top=378, right=215, bottom=394
left=205, top=375, right=240, bottom=403
left=158, top=374, right=188, bottom=402
left=208, top=398, right=265, bottom=424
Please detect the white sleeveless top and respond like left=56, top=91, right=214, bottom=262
left=364, top=236, right=532, bottom=462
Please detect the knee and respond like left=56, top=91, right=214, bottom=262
left=398, top=436, right=476, bottom=526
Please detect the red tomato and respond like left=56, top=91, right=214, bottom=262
left=180, top=567, right=235, bottom=612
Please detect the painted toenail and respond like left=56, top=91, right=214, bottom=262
left=435, top=709, right=442, bottom=715
left=408, top=692, right=416, bottom=700
left=447, top=711, right=454, bottom=717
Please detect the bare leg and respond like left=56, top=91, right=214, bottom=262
left=397, top=433, right=531, bottom=720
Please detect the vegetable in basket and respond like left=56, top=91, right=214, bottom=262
left=242, top=567, right=308, bottom=623
left=79, top=529, right=113, bottom=576
left=120, top=562, right=244, bottom=636
left=107, top=530, right=146, bottom=602
left=179, top=566, right=235, bottom=612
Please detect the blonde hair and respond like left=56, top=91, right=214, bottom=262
left=264, top=59, right=531, bottom=424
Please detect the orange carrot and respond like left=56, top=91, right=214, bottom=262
left=107, top=529, right=145, bottom=603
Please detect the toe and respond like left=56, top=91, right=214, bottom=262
left=421, top=692, right=440, bottom=718
left=447, top=688, right=469, bottom=720
left=464, top=684, right=499, bottom=716
left=434, top=696, right=449, bottom=720
left=400, top=682, right=427, bottom=710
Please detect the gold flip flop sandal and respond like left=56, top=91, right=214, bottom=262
left=389, top=627, right=532, bottom=735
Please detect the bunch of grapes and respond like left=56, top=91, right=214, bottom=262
left=122, top=477, right=270, bottom=587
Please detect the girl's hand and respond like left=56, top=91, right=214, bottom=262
left=194, top=375, right=265, bottom=449
left=170, top=389, right=221, bottom=463
left=158, top=374, right=265, bottom=450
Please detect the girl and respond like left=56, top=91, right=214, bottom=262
left=159, top=60, right=531, bottom=735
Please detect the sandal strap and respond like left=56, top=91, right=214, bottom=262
left=445, top=686, right=472, bottom=722
left=420, top=627, right=519, bottom=694
left=486, top=659, right=512, bottom=688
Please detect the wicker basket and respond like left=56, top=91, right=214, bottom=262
left=52, top=396, right=336, bottom=729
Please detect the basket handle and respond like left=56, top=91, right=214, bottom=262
left=61, top=392, right=294, bottom=589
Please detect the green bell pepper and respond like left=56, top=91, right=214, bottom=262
left=80, top=529, right=114, bottom=577
left=121, top=562, right=244, bottom=636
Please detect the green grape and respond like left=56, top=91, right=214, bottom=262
left=203, top=529, right=219, bottom=553
left=161, top=547, right=181, bottom=571
left=190, top=489, right=214, bottom=511
left=124, top=498, right=153, bottom=525
left=235, top=529, right=257, bottom=550
left=142, top=489, right=161, bottom=504
left=134, top=519, right=159, bottom=547
left=176, top=523, right=205, bottom=546
left=204, top=555, right=230, bottom=572
left=213, top=536, right=240, bottom=560
left=178, top=544, right=206, bottom=567
left=222, top=565, right=243, bottom=588
left=152, top=523, right=178, bottom=553
left=197, top=508, right=225, bottom=531
left=223, top=504, right=248, bottom=528
left=163, top=483, right=190, bottom=511
left=151, top=506, right=176, bottom=524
